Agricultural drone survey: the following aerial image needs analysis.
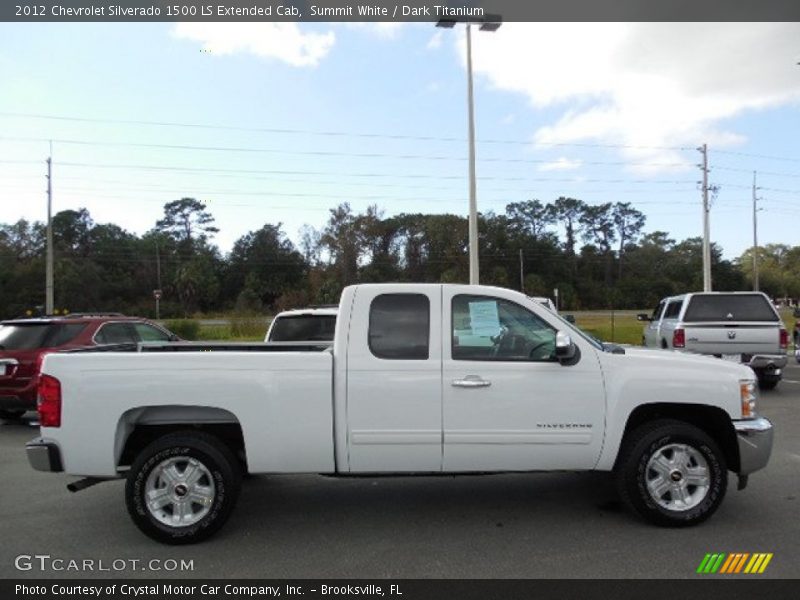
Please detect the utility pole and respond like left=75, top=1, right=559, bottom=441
left=698, top=144, right=712, bottom=291
left=752, top=171, right=760, bottom=291
left=519, top=248, right=524, bottom=293
left=155, top=241, right=162, bottom=320
left=45, top=142, right=54, bottom=315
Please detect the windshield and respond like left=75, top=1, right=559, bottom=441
left=268, top=315, right=337, bottom=342
left=0, top=323, right=87, bottom=350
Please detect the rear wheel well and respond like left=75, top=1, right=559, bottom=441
left=615, top=403, right=739, bottom=473
left=117, top=408, right=246, bottom=472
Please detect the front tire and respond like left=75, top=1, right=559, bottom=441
left=125, top=431, right=241, bottom=544
left=616, top=419, right=727, bottom=527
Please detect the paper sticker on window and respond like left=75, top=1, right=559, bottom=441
left=468, top=300, right=501, bottom=336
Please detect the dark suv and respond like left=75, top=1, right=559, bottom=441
left=0, top=314, right=178, bottom=419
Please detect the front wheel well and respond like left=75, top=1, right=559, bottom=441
left=615, top=403, right=739, bottom=473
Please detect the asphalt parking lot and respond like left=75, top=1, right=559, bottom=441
left=1, top=361, right=798, bottom=580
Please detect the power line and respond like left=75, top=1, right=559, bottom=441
left=0, top=135, right=697, bottom=169
left=0, top=111, right=692, bottom=151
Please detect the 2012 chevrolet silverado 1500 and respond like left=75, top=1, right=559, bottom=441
left=26, top=284, right=773, bottom=544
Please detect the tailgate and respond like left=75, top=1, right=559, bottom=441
left=684, top=323, right=780, bottom=356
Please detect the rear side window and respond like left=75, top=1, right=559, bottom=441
left=368, top=294, right=430, bottom=360
left=0, top=323, right=87, bottom=350
left=48, top=323, right=88, bottom=346
left=663, top=301, right=682, bottom=319
left=94, top=323, right=137, bottom=344
left=683, top=295, right=779, bottom=322
left=269, top=315, right=337, bottom=342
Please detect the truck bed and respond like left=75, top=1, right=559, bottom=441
left=40, top=348, right=336, bottom=477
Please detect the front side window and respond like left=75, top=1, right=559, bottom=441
left=133, top=323, right=172, bottom=342
left=452, top=295, right=556, bottom=362
left=652, top=301, right=665, bottom=320
left=368, top=294, right=430, bottom=360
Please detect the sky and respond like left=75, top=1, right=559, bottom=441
left=1, top=22, right=799, bottom=260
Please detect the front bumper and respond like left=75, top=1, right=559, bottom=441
left=733, top=417, right=773, bottom=475
left=26, top=438, right=63, bottom=472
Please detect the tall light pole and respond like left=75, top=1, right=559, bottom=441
left=437, top=17, right=501, bottom=285
left=46, top=141, right=54, bottom=315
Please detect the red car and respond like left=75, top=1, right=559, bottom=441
left=0, top=313, right=178, bottom=419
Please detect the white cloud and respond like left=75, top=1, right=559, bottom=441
left=173, top=23, right=335, bottom=67
left=537, top=157, right=583, bottom=172
left=345, top=22, right=407, bottom=39
left=424, top=81, right=443, bottom=94
left=464, top=23, right=800, bottom=171
left=427, top=31, right=443, bottom=50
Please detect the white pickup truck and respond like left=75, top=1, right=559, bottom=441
left=27, top=284, right=773, bottom=544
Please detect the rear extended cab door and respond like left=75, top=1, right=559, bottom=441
left=340, top=284, right=443, bottom=472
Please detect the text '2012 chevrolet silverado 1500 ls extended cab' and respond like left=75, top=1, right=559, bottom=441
left=26, top=284, right=773, bottom=544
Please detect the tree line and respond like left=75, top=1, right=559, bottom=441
left=1, top=197, right=797, bottom=319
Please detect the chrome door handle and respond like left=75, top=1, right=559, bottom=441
left=452, top=376, right=491, bottom=388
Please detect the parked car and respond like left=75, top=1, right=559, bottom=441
left=793, top=307, right=800, bottom=348
left=27, top=283, right=771, bottom=543
left=639, top=292, right=788, bottom=389
left=0, top=313, right=179, bottom=419
left=265, top=306, right=337, bottom=343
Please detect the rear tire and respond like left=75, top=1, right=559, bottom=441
left=125, top=431, right=241, bottom=544
left=616, top=419, right=727, bottom=527
left=0, top=409, right=26, bottom=420
left=758, top=377, right=779, bottom=391
left=755, top=369, right=780, bottom=391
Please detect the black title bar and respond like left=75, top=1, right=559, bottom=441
left=4, top=0, right=800, bottom=22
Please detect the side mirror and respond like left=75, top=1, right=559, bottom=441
left=555, top=330, right=579, bottom=365
left=636, top=313, right=651, bottom=322
left=169, top=334, right=181, bottom=342
left=564, top=314, right=576, bottom=324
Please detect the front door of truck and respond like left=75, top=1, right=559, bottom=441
left=441, top=289, right=605, bottom=471
left=345, top=285, right=443, bottom=472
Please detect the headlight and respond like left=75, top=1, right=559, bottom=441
left=740, top=380, right=758, bottom=418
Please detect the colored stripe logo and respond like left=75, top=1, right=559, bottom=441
left=696, top=553, right=773, bottom=574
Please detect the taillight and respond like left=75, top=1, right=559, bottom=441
left=37, top=374, right=61, bottom=428
left=779, top=328, right=788, bottom=350
left=672, top=328, right=685, bottom=348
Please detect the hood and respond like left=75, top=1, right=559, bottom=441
left=614, top=346, right=754, bottom=379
